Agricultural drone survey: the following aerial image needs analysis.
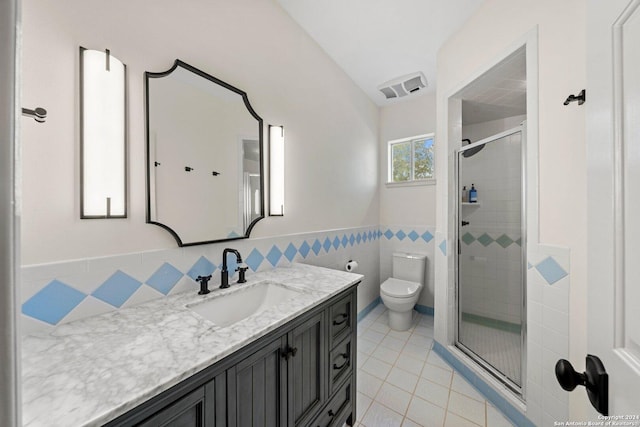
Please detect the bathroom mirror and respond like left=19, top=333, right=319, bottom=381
left=145, top=60, right=264, bottom=246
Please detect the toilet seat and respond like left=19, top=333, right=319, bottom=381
left=380, top=278, right=421, bottom=298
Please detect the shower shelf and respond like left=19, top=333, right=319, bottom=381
left=461, top=202, right=481, bottom=206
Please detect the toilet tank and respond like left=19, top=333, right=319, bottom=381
left=392, top=253, right=427, bottom=285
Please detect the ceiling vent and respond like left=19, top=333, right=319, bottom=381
left=378, top=72, right=428, bottom=100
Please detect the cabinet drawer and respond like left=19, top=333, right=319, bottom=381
left=329, top=293, right=353, bottom=346
left=312, top=379, right=352, bottom=427
left=329, top=337, right=352, bottom=393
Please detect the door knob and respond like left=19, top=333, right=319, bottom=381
left=555, top=355, right=608, bottom=416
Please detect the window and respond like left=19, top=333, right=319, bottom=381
left=388, top=134, right=434, bottom=184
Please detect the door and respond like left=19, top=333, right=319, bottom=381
left=288, top=312, right=326, bottom=426
left=587, top=0, right=640, bottom=414
left=229, top=336, right=287, bottom=427
left=137, top=387, right=207, bottom=427
left=455, top=127, right=525, bottom=394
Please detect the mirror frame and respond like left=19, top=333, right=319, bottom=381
left=144, top=59, right=265, bottom=246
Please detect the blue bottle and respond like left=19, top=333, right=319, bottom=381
left=469, top=184, right=478, bottom=203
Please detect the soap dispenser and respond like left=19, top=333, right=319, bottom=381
left=469, top=184, right=478, bottom=203
left=461, top=186, right=468, bottom=202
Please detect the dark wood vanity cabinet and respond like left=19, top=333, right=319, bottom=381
left=105, top=285, right=357, bottom=427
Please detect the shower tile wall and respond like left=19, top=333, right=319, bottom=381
left=459, top=132, right=522, bottom=325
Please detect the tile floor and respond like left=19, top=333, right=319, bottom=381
left=459, top=320, right=522, bottom=386
left=354, top=305, right=515, bottom=427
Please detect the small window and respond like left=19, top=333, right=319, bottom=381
left=388, top=134, right=434, bottom=183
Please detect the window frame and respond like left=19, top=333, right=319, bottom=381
left=386, top=133, right=436, bottom=186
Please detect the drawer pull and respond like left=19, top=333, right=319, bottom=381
left=333, top=353, right=349, bottom=370
left=333, top=313, right=349, bottom=326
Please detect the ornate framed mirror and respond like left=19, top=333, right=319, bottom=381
left=145, top=60, right=264, bottom=246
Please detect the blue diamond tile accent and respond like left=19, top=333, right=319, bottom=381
left=378, top=230, right=382, bottom=238
left=299, top=241, right=311, bottom=258
left=146, top=263, right=183, bottom=295
left=362, top=232, right=368, bottom=242
left=535, top=257, right=568, bottom=285
left=408, top=231, right=419, bottom=241
left=187, top=256, right=216, bottom=281
left=349, top=234, right=355, bottom=246
left=341, top=235, right=349, bottom=248
left=323, top=237, right=332, bottom=253
left=421, top=231, right=434, bottom=243
left=516, top=238, right=522, bottom=246
left=227, top=230, right=241, bottom=238
left=368, top=231, right=373, bottom=240
left=92, top=270, right=142, bottom=308
left=284, top=243, right=297, bottom=262
left=384, top=229, right=394, bottom=239
left=495, top=234, right=514, bottom=248
left=312, top=239, right=322, bottom=255
left=356, top=233, right=362, bottom=244
left=246, top=248, right=265, bottom=271
left=477, top=233, right=494, bottom=247
left=439, top=240, right=447, bottom=256
left=396, top=230, right=406, bottom=240
left=22, top=280, right=86, bottom=325
left=528, top=262, right=533, bottom=270
left=461, top=232, right=476, bottom=245
left=266, top=245, right=283, bottom=267
left=332, top=236, right=340, bottom=250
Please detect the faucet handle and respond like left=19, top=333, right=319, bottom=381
left=237, top=263, right=249, bottom=283
left=195, top=275, right=212, bottom=295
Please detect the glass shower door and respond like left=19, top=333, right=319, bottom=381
left=456, top=127, right=525, bottom=392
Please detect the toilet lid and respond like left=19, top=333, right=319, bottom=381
left=381, top=278, right=422, bottom=298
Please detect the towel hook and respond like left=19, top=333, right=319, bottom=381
left=563, top=89, right=586, bottom=106
left=22, top=107, right=47, bottom=123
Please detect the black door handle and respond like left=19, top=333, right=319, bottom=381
left=555, top=355, right=608, bottom=416
left=461, top=221, right=469, bottom=226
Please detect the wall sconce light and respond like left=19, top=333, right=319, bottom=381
left=80, top=47, right=127, bottom=218
left=269, top=125, right=284, bottom=216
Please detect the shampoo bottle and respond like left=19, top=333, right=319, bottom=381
left=469, top=184, right=478, bottom=203
left=462, top=186, right=468, bottom=202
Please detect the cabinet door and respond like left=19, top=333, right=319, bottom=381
left=228, top=336, right=287, bottom=427
left=289, top=312, right=326, bottom=426
left=136, top=387, right=206, bottom=427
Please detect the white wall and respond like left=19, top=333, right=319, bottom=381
left=435, top=0, right=587, bottom=422
left=378, top=93, right=437, bottom=309
left=379, top=93, right=437, bottom=226
left=461, top=115, right=526, bottom=143
left=20, top=0, right=379, bottom=265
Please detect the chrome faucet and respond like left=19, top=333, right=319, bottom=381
left=221, top=248, right=248, bottom=289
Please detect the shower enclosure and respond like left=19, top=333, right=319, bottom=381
left=456, top=125, right=526, bottom=395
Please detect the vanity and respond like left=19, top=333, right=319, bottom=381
left=21, top=264, right=361, bottom=427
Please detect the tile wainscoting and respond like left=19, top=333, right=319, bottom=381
left=21, top=226, right=381, bottom=335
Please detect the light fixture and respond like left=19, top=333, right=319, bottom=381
left=80, top=47, right=127, bottom=218
left=269, top=125, right=284, bottom=216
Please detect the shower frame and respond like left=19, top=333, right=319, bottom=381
left=454, top=124, right=527, bottom=399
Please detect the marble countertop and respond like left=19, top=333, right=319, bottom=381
left=21, top=263, right=362, bottom=427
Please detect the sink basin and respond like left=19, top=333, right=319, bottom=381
left=187, top=281, right=304, bottom=327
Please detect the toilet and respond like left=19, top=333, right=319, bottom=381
left=380, top=253, right=426, bottom=331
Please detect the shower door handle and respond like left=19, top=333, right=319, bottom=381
left=461, top=221, right=470, bottom=226
left=555, top=355, right=608, bottom=415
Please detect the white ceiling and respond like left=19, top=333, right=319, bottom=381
left=276, top=0, right=485, bottom=106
